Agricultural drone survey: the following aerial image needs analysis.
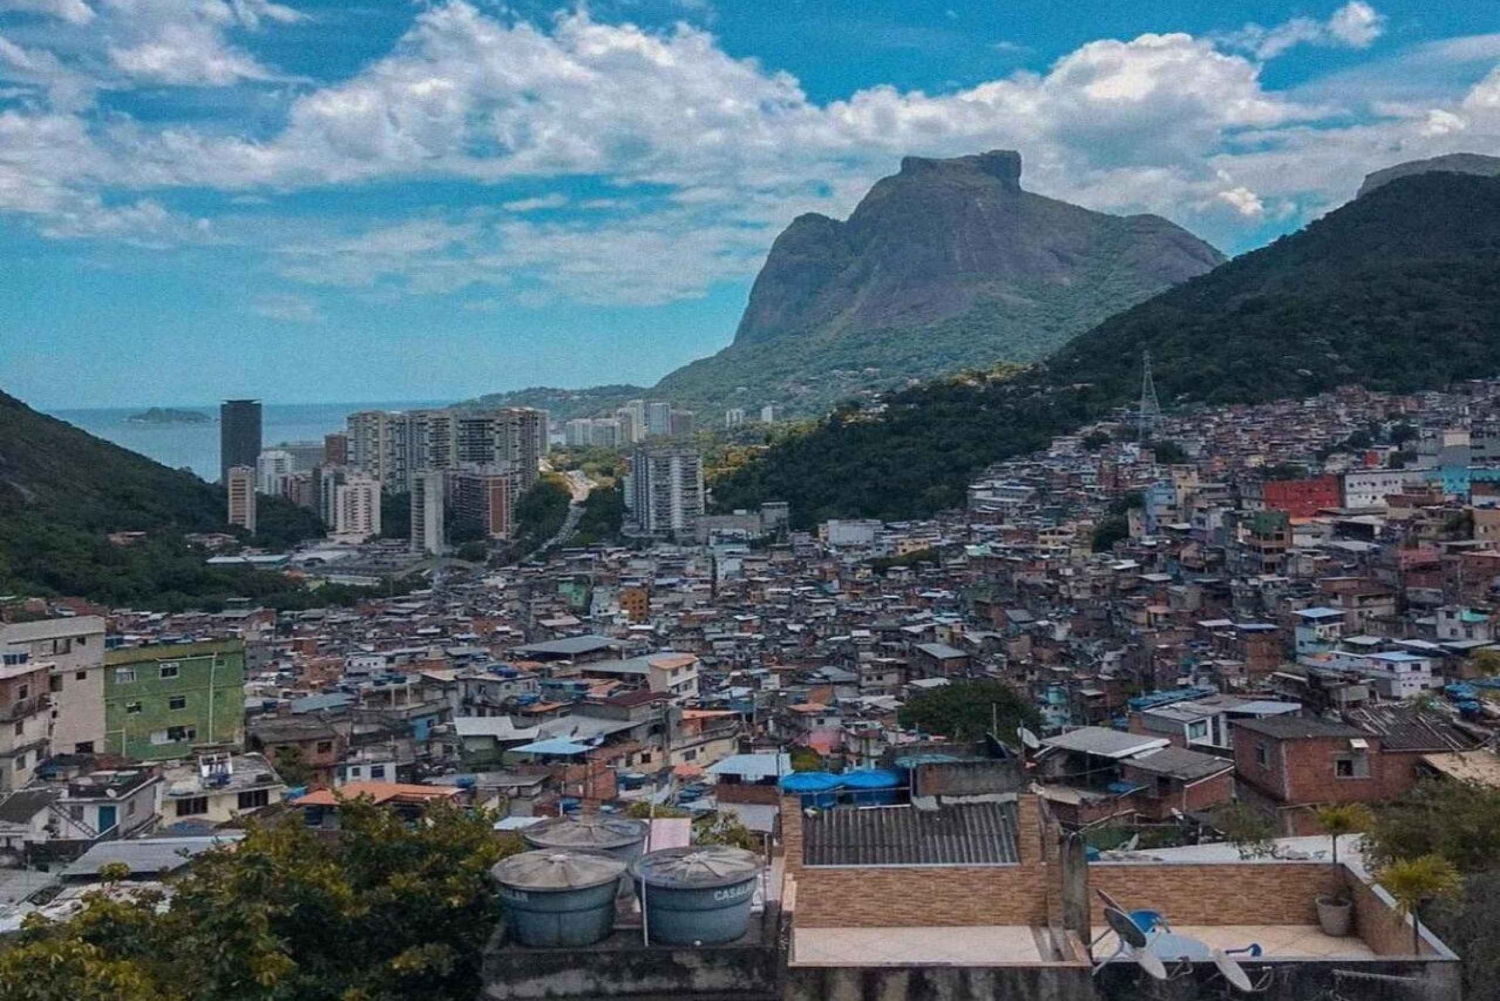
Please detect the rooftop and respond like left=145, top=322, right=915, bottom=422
left=802, top=800, right=1019, bottom=867
left=1041, top=727, right=1169, bottom=759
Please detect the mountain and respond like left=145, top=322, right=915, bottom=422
left=0, top=391, right=322, bottom=605
left=475, top=150, right=1221, bottom=422
left=653, top=151, right=1221, bottom=416
left=713, top=171, right=1500, bottom=526
left=1357, top=153, right=1500, bottom=198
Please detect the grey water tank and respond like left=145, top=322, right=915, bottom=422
left=631, top=846, right=762, bottom=945
left=491, top=850, right=626, bottom=948
left=523, top=814, right=649, bottom=863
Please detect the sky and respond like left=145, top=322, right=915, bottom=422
left=3, top=0, right=1500, bottom=408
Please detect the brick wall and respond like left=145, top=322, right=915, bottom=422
left=1349, top=870, right=1438, bottom=957
left=1091, top=862, right=1341, bottom=925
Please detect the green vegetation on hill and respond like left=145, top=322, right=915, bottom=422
left=714, top=172, right=1500, bottom=525
left=0, top=391, right=325, bottom=606
left=510, top=475, right=572, bottom=555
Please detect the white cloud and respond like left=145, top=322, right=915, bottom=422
left=1, top=1, right=1499, bottom=306
left=0, top=0, right=94, bottom=25
left=502, top=192, right=569, bottom=211
left=251, top=291, right=322, bottom=322
left=1216, top=185, right=1265, bottom=217
left=1222, top=2, right=1386, bottom=60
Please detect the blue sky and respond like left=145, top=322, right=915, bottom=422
left=3, top=0, right=1499, bottom=408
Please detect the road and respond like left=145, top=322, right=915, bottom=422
left=537, top=470, right=594, bottom=553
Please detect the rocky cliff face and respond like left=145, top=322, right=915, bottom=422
left=1357, top=152, right=1500, bottom=198
left=732, top=150, right=1223, bottom=351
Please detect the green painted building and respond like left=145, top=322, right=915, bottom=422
left=103, top=640, right=245, bottom=761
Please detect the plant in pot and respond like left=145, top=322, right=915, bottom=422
left=1378, top=854, right=1461, bottom=954
left=1313, top=803, right=1373, bottom=937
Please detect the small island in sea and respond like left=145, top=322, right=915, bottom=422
left=125, top=407, right=212, bottom=425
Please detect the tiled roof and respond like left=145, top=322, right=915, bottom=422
left=802, top=801, right=1018, bottom=866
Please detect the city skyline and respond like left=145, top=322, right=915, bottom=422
left=4, top=0, right=1500, bottom=407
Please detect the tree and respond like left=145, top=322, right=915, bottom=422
left=1210, top=802, right=1276, bottom=860
left=455, top=541, right=489, bottom=563
left=1147, top=440, right=1188, bottom=464
left=1314, top=803, right=1373, bottom=902
left=1364, top=780, right=1500, bottom=875
left=0, top=799, right=512, bottom=1001
left=269, top=744, right=314, bottom=787
left=1091, top=516, right=1129, bottom=553
left=897, top=679, right=1041, bottom=743
left=1378, top=854, right=1461, bottom=954
left=1081, top=431, right=1110, bottom=451
left=1470, top=649, right=1500, bottom=677
left=789, top=748, right=825, bottom=773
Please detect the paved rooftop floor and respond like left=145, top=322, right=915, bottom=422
left=792, top=925, right=1054, bottom=966
left=1096, top=924, right=1378, bottom=962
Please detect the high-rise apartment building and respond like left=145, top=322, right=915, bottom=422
left=446, top=465, right=518, bottom=540
left=324, top=432, right=349, bottom=467
left=220, top=399, right=261, bottom=485
left=645, top=401, right=672, bottom=437
left=256, top=449, right=294, bottom=495
left=628, top=446, right=705, bottom=535
left=565, top=419, right=593, bottom=448
left=669, top=409, right=695, bottom=437
left=624, top=399, right=647, bottom=442
left=348, top=407, right=542, bottom=496
left=226, top=466, right=257, bottom=532
left=615, top=408, right=638, bottom=443
left=760, top=404, right=780, bottom=424
left=725, top=408, right=745, bottom=428
left=411, top=470, right=445, bottom=555
left=334, top=473, right=381, bottom=538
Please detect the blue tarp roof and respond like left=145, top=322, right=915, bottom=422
left=511, top=737, right=593, bottom=756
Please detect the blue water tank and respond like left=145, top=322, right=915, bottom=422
left=491, top=850, right=626, bottom=948
left=841, top=769, right=902, bottom=805
left=779, top=772, right=843, bottom=808
left=631, top=846, right=762, bottom=945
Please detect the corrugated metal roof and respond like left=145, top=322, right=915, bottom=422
left=62, top=835, right=243, bottom=879
left=803, top=801, right=1018, bottom=867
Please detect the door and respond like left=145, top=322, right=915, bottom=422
left=97, top=805, right=117, bottom=833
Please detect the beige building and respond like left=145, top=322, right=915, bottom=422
left=227, top=465, right=257, bottom=532
left=1, top=617, right=107, bottom=756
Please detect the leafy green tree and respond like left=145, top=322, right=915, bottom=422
left=1147, top=440, right=1188, bottom=464
left=379, top=492, right=411, bottom=541
left=1314, top=803, right=1372, bottom=902
left=897, top=679, right=1041, bottom=742
left=269, top=744, right=314, bottom=787
left=1091, top=516, right=1130, bottom=553
left=1210, top=802, right=1276, bottom=860
left=1378, top=855, right=1461, bottom=955
left=1364, top=780, right=1500, bottom=875
left=1081, top=431, right=1110, bottom=451
left=0, top=799, right=511, bottom=1001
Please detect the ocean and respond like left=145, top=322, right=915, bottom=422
left=48, top=401, right=451, bottom=482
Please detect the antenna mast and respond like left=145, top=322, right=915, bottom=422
left=1138, top=349, right=1162, bottom=443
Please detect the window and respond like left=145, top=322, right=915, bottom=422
left=12, top=722, right=21, bottom=737
left=316, top=741, right=333, bottom=754
left=175, top=797, right=208, bottom=817
left=74, top=742, right=94, bottom=754
left=168, top=695, right=187, bottom=711
left=159, top=664, right=179, bottom=680
left=1, top=653, right=26, bottom=666
left=127, top=800, right=136, bottom=817
left=1255, top=742, right=1269, bottom=768
left=114, top=668, right=135, bottom=684
left=370, top=765, right=386, bottom=780
left=166, top=726, right=196, bottom=743
left=1335, top=754, right=1370, bottom=779
left=49, top=675, right=62, bottom=693
left=16, top=685, right=26, bottom=700
left=52, top=638, right=72, bottom=655
left=1187, top=721, right=1209, bottom=740
left=237, top=789, right=270, bottom=811
left=126, top=702, right=142, bottom=715
left=349, top=766, right=362, bottom=778
left=75, top=670, right=87, bottom=681
left=68, top=805, right=83, bottom=821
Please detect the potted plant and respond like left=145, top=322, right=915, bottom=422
left=1378, top=855, right=1461, bottom=954
left=1313, top=803, right=1373, bottom=936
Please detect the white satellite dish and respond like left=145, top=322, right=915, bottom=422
left=1135, top=947, right=1169, bottom=981
left=1017, top=726, right=1041, bottom=750
left=1213, top=950, right=1254, bottom=992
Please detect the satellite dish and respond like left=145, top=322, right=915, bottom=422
left=1095, top=887, right=1127, bottom=914
left=1017, top=726, right=1041, bottom=750
left=1104, top=906, right=1148, bottom=950
left=1122, top=833, right=1141, bottom=853
left=1135, top=947, right=1169, bottom=981
left=1213, top=950, right=1254, bottom=992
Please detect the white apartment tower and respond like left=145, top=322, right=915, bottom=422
left=334, top=473, right=382, bottom=538
left=629, top=447, right=705, bottom=535
left=411, top=470, right=445, bottom=555
left=226, top=466, right=257, bottom=532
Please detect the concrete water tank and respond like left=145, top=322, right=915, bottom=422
left=779, top=771, right=843, bottom=808
left=491, top=850, right=627, bottom=948
left=522, top=814, right=649, bottom=863
left=631, top=846, right=762, bottom=945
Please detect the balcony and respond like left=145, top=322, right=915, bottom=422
left=0, top=693, right=50, bottom=721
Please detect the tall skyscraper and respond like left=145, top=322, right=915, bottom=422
left=226, top=466, right=257, bottom=532
left=220, top=400, right=261, bottom=485
left=446, top=465, right=519, bottom=540
left=669, top=409, right=695, bottom=437
left=411, top=471, right=445, bottom=555
left=256, top=449, right=294, bottom=495
left=629, top=446, right=705, bottom=535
